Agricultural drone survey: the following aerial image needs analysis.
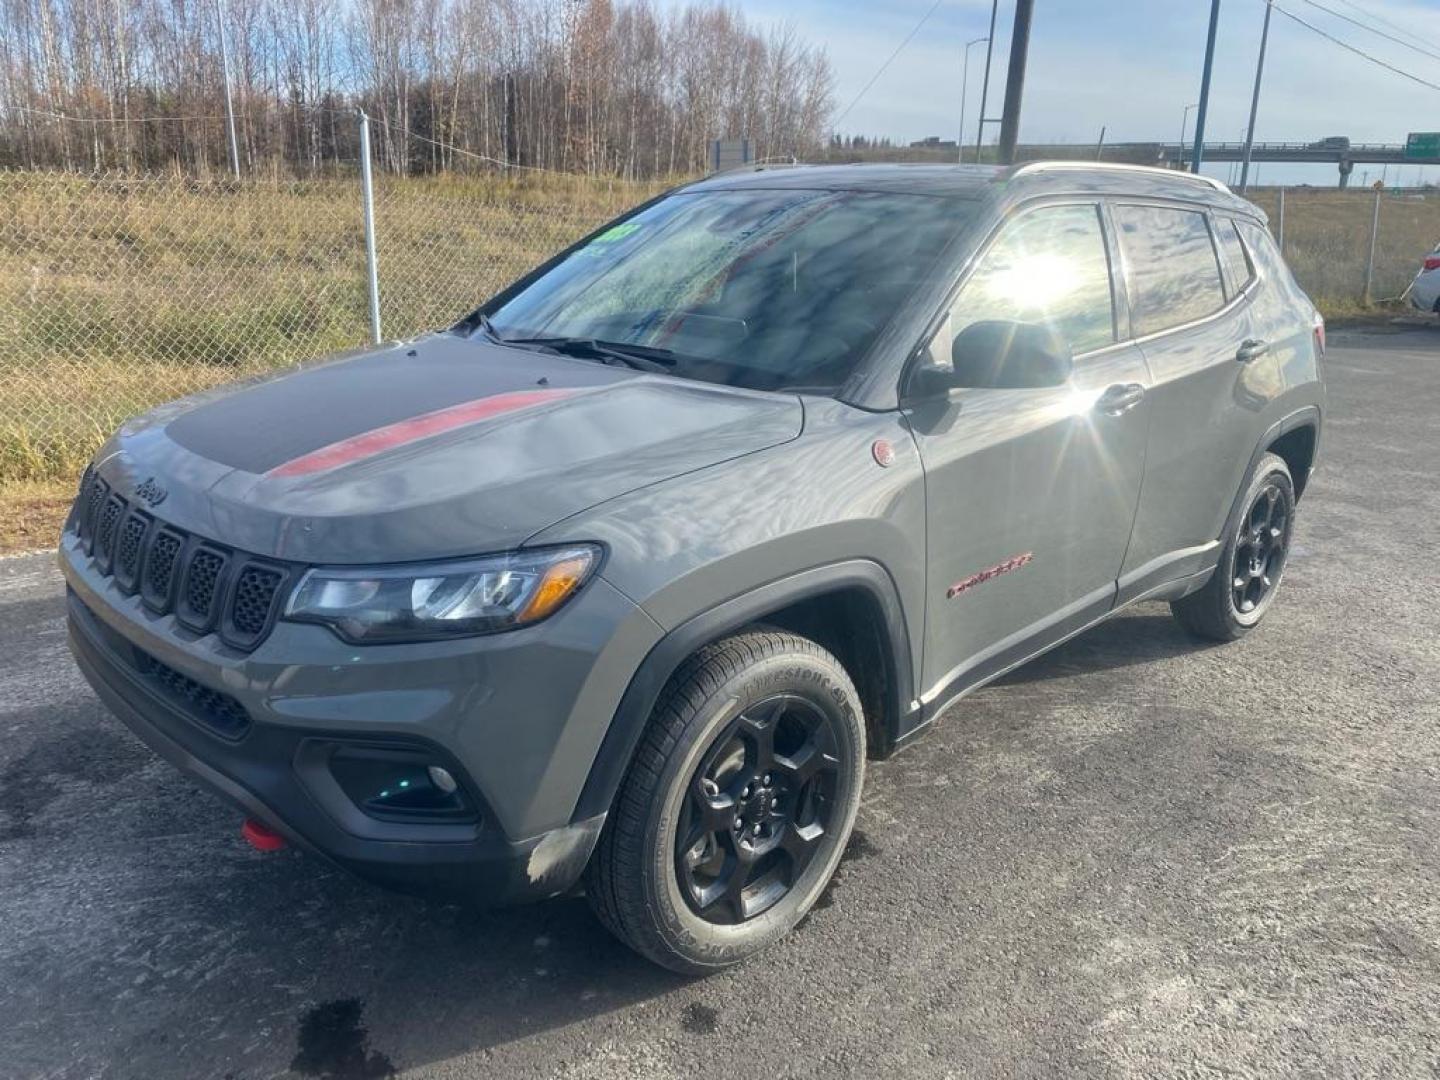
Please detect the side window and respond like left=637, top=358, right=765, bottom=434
left=1215, top=218, right=1254, bottom=298
left=946, top=203, right=1116, bottom=356
left=1114, top=204, right=1227, bottom=336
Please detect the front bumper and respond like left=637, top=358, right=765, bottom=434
left=61, top=532, right=663, bottom=904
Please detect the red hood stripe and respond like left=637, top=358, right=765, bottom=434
left=266, top=388, right=575, bottom=478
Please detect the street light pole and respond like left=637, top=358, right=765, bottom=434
left=974, top=0, right=999, bottom=162
left=1179, top=103, right=1198, bottom=170
left=1191, top=0, right=1222, bottom=173
left=1239, top=0, right=1273, bottom=193
left=958, top=37, right=989, bottom=164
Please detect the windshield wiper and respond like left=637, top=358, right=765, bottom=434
left=458, top=309, right=503, bottom=342
left=502, top=336, right=677, bottom=374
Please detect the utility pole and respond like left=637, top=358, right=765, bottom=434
left=997, top=0, right=1035, bottom=165
left=217, top=0, right=240, bottom=179
left=974, top=0, right=999, bottom=162
left=1191, top=0, right=1222, bottom=173
left=958, top=37, right=989, bottom=164
left=1179, top=103, right=1198, bottom=169
left=1239, top=0, right=1273, bottom=192
left=1095, top=125, right=1107, bottom=161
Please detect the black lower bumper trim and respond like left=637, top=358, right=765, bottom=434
left=66, top=592, right=601, bottom=905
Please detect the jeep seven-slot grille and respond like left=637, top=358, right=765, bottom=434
left=181, top=547, right=227, bottom=624
left=232, top=564, right=285, bottom=638
left=70, top=476, right=294, bottom=652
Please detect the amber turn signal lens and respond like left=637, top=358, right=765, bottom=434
left=520, top=554, right=596, bottom=622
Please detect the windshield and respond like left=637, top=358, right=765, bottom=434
left=481, top=188, right=972, bottom=393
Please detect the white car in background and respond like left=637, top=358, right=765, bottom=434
left=1408, top=243, right=1440, bottom=313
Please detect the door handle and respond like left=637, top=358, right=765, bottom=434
left=1236, top=338, right=1270, bottom=363
left=1096, top=382, right=1146, bottom=416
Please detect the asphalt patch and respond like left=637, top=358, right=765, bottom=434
left=0, top=727, right=148, bottom=840
left=290, top=999, right=396, bottom=1079
left=680, top=1001, right=720, bottom=1034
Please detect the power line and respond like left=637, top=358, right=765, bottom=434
left=1271, top=3, right=1440, bottom=92
left=832, top=0, right=947, bottom=128
left=337, top=108, right=564, bottom=175
left=1297, top=0, right=1440, bottom=64
left=8, top=104, right=227, bottom=123
left=1330, top=0, right=1440, bottom=53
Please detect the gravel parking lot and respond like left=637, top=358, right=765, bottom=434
left=2, top=328, right=1438, bottom=1079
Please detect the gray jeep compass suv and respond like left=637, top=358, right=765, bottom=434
left=61, top=162, right=1324, bottom=973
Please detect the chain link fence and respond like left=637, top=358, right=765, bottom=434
left=0, top=166, right=663, bottom=481
left=1248, top=186, right=1437, bottom=308
left=1, top=165, right=1435, bottom=483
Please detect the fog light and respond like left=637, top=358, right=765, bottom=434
left=329, top=746, right=474, bottom=821
left=427, top=765, right=458, bottom=794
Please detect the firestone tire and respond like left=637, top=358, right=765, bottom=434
left=1171, top=451, right=1296, bottom=642
left=584, top=629, right=865, bottom=974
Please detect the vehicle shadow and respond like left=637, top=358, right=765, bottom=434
left=3, top=683, right=693, bottom=1078
left=158, top=838, right=693, bottom=1076
left=996, top=606, right=1211, bottom=685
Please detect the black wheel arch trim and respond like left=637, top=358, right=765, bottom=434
left=571, top=559, right=918, bottom=824
left=1222, top=405, right=1319, bottom=547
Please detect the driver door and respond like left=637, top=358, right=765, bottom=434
left=906, top=200, right=1151, bottom=704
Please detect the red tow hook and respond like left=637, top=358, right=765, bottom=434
left=241, top=818, right=287, bottom=852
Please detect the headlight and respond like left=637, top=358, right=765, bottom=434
left=284, top=545, right=600, bottom=643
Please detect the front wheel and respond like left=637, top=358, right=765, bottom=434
left=585, top=629, right=865, bottom=974
left=1171, top=451, right=1296, bottom=641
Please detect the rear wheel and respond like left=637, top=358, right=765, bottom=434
left=585, top=629, right=864, bottom=974
left=1171, top=452, right=1296, bottom=641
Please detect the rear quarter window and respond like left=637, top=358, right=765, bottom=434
left=1215, top=218, right=1255, bottom=298
left=1114, top=204, right=1227, bottom=337
left=1238, top=219, right=1303, bottom=295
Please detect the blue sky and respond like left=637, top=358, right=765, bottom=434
left=729, top=0, right=1440, bottom=186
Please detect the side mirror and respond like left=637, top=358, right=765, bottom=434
left=951, top=320, right=1073, bottom=389
left=912, top=319, right=1074, bottom=397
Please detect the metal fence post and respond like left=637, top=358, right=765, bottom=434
left=357, top=110, right=382, bottom=345
left=1276, top=186, right=1285, bottom=252
left=1362, top=185, right=1381, bottom=307
left=217, top=0, right=241, bottom=180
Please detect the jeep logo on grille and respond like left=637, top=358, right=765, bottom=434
left=134, top=477, right=168, bottom=508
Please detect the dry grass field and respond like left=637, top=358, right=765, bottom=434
left=0, top=170, right=668, bottom=486
left=1, top=171, right=1435, bottom=552
left=1246, top=187, right=1438, bottom=311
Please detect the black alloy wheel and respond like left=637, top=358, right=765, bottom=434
left=1170, top=451, right=1296, bottom=641
left=675, top=694, right=841, bottom=925
left=1231, top=480, right=1290, bottom=616
left=585, top=629, right=865, bottom=974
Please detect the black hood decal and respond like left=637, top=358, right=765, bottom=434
left=165, top=335, right=622, bottom=475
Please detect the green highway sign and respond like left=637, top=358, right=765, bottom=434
left=1406, top=132, right=1440, bottom=159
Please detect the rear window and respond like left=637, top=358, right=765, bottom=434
left=1216, top=219, right=1255, bottom=298
left=1114, top=204, right=1227, bottom=337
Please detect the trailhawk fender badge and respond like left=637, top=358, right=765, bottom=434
left=947, top=552, right=1033, bottom=599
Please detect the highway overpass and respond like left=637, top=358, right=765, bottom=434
left=875, top=139, right=1439, bottom=187
left=1025, top=142, right=1439, bottom=187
